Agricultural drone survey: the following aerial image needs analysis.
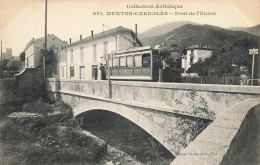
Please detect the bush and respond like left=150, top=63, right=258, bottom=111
left=22, top=99, right=53, bottom=115
left=0, top=112, right=107, bottom=165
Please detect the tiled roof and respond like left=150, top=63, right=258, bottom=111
left=66, top=26, right=142, bottom=47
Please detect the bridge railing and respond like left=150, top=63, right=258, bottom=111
left=45, top=78, right=260, bottom=118
left=181, top=76, right=260, bottom=86
left=58, top=79, right=109, bottom=98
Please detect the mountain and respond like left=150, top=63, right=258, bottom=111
left=140, top=24, right=258, bottom=54
left=139, top=21, right=198, bottom=39
left=229, top=24, right=260, bottom=37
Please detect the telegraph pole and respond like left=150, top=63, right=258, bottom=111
left=1, top=40, right=2, bottom=60
left=43, top=0, right=47, bottom=78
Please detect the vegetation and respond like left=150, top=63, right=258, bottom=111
left=188, top=38, right=259, bottom=77
left=19, top=51, right=25, bottom=61
left=40, top=48, right=58, bottom=78
left=0, top=58, right=22, bottom=79
left=0, top=79, right=107, bottom=165
left=0, top=101, right=107, bottom=165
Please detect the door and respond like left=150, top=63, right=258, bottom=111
left=92, top=65, right=98, bottom=80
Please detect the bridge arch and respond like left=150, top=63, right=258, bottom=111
left=73, top=99, right=178, bottom=156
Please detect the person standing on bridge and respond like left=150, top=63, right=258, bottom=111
left=100, top=63, right=106, bottom=80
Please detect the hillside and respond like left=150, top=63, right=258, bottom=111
left=139, top=21, right=197, bottom=39
left=140, top=24, right=258, bottom=54
left=229, top=24, right=260, bottom=37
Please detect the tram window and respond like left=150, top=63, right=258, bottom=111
left=113, top=58, right=118, bottom=68
left=134, top=55, right=142, bottom=67
left=120, top=57, right=126, bottom=67
left=126, top=56, right=134, bottom=67
left=142, top=54, right=151, bottom=67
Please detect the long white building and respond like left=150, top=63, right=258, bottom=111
left=59, top=26, right=142, bottom=80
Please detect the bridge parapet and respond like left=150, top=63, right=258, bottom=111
left=45, top=79, right=260, bottom=119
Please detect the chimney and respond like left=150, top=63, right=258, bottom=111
left=69, top=38, right=71, bottom=44
left=80, top=34, right=82, bottom=41
left=91, top=30, right=94, bottom=38
left=135, top=24, right=138, bottom=46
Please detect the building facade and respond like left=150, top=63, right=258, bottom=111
left=181, top=44, right=212, bottom=72
left=59, top=26, right=142, bottom=80
left=24, top=34, right=66, bottom=68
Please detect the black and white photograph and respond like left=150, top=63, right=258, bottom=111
left=0, top=0, right=259, bottom=164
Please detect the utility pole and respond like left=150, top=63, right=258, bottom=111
left=44, top=0, right=47, bottom=78
left=107, top=53, right=111, bottom=98
left=1, top=40, right=2, bottom=60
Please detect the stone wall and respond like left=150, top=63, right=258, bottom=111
left=221, top=103, right=260, bottom=165
left=170, top=98, right=260, bottom=165
left=45, top=79, right=260, bottom=119
left=15, top=68, right=44, bottom=91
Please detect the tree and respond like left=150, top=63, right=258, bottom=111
left=19, top=51, right=25, bottom=61
left=7, top=59, right=22, bottom=71
left=0, top=59, right=8, bottom=71
left=40, top=48, right=58, bottom=78
left=188, top=38, right=259, bottom=77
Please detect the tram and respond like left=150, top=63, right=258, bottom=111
left=105, top=46, right=181, bottom=82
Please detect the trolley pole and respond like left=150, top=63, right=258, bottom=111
left=249, top=48, right=258, bottom=86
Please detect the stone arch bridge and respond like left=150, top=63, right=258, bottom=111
left=45, top=78, right=260, bottom=159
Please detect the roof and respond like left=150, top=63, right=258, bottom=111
left=113, top=46, right=152, bottom=55
left=66, top=26, right=142, bottom=47
left=24, top=34, right=65, bottom=51
left=112, top=45, right=178, bottom=56
left=185, top=44, right=213, bottom=50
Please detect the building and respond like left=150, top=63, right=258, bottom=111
left=181, top=44, right=212, bottom=72
left=59, top=26, right=142, bottom=80
left=1, top=48, right=12, bottom=59
left=24, top=34, right=66, bottom=68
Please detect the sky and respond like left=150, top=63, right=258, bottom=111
left=0, top=0, right=259, bottom=57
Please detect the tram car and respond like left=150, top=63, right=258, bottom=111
left=105, top=46, right=181, bottom=82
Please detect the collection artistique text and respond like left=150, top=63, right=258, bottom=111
left=126, top=4, right=183, bottom=9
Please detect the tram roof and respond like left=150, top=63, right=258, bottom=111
left=112, top=46, right=176, bottom=55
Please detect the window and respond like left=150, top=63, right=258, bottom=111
left=80, top=66, right=85, bottom=79
left=80, top=47, right=84, bottom=64
left=134, top=55, right=142, bottom=67
left=198, top=57, right=202, bottom=61
left=190, top=58, right=193, bottom=63
left=70, top=66, right=74, bottom=78
left=103, top=41, right=108, bottom=54
left=108, top=54, right=113, bottom=67
left=119, top=57, right=126, bottom=67
left=70, top=49, right=73, bottom=64
left=61, top=67, right=64, bottom=77
left=53, top=38, right=55, bottom=41
left=142, top=54, right=151, bottom=67
left=113, top=57, right=119, bottom=68
left=93, top=44, right=97, bottom=62
left=126, top=56, right=134, bottom=67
